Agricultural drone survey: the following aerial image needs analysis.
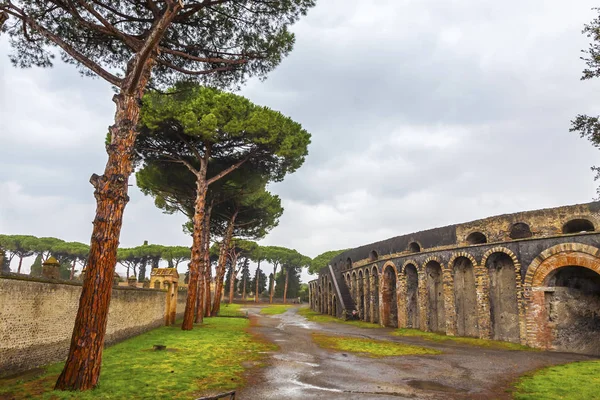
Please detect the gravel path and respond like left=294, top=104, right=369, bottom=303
left=236, top=306, right=594, bottom=399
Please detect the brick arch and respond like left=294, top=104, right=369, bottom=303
left=523, top=243, right=600, bottom=350
left=381, top=261, right=399, bottom=277
left=422, top=255, right=444, bottom=271
left=448, top=252, right=478, bottom=270
left=560, top=214, right=600, bottom=234
left=524, top=243, right=600, bottom=289
left=406, top=240, right=424, bottom=253
left=400, top=259, right=420, bottom=274
left=481, top=246, right=519, bottom=268
left=481, top=246, right=525, bottom=344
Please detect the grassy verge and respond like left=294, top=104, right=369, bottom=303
left=259, top=304, right=296, bottom=315
left=216, top=303, right=246, bottom=317
left=312, top=333, right=440, bottom=358
left=392, top=328, right=534, bottom=351
left=513, top=360, right=600, bottom=400
left=0, top=318, right=275, bottom=399
left=297, top=307, right=382, bottom=329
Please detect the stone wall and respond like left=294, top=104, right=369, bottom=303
left=0, top=276, right=187, bottom=376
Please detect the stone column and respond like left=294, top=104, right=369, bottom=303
left=170, top=282, right=178, bottom=325
left=443, top=267, right=456, bottom=336
left=42, top=257, right=60, bottom=280
left=418, top=269, right=428, bottom=331
left=475, top=264, right=492, bottom=339
left=397, top=271, right=408, bottom=328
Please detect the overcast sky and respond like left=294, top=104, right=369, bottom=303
left=2, top=0, right=600, bottom=283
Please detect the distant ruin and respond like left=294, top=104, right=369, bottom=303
left=308, top=202, right=600, bottom=355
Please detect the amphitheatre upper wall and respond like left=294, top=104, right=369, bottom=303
left=328, top=201, right=600, bottom=271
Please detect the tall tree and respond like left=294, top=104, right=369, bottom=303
left=309, top=249, right=349, bottom=275
left=571, top=8, right=600, bottom=196
left=226, top=239, right=257, bottom=303
left=251, top=267, right=268, bottom=300
left=239, top=256, right=251, bottom=300
left=30, top=254, right=43, bottom=277
left=280, top=251, right=310, bottom=303
left=1, top=0, right=314, bottom=390
left=136, top=84, right=309, bottom=329
left=263, top=246, right=291, bottom=303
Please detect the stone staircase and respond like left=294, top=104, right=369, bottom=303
left=327, top=265, right=356, bottom=319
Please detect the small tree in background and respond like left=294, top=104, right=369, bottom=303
left=571, top=8, right=600, bottom=197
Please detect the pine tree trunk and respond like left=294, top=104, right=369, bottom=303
left=283, top=268, right=289, bottom=304
left=255, top=262, right=260, bottom=303
left=182, top=177, right=207, bottom=330
left=228, top=266, right=236, bottom=304
left=269, top=263, right=278, bottom=304
left=203, top=204, right=213, bottom=317
left=17, top=256, right=23, bottom=274
left=55, top=78, right=151, bottom=391
left=211, top=211, right=237, bottom=315
left=242, top=274, right=247, bottom=302
left=70, top=260, right=76, bottom=280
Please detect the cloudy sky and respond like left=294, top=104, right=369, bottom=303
left=1, top=0, right=600, bottom=282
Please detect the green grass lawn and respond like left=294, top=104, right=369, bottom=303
left=0, top=318, right=275, bottom=399
left=216, top=303, right=246, bottom=317
left=259, top=304, right=296, bottom=315
left=312, top=333, right=440, bottom=358
left=513, top=360, right=600, bottom=400
left=297, top=307, right=382, bottom=329
left=392, top=328, right=534, bottom=351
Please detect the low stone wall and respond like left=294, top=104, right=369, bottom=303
left=0, top=276, right=187, bottom=376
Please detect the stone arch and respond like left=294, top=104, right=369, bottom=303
left=351, top=270, right=358, bottom=308
left=562, top=218, right=595, bottom=234
left=449, top=254, right=479, bottom=337
left=482, top=247, right=522, bottom=343
left=369, top=250, right=379, bottom=261
left=346, top=257, right=353, bottom=270
left=332, top=294, right=337, bottom=317
left=381, top=262, right=399, bottom=327
left=524, top=244, right=600, bottom=354
left=370, top=265, right=379, bottom=324
left=425, top=259, right=446, bottom=333
left=358, top=270, right=365, bottom=319
left=466, top=231, right=487, bottom=245
left=407, top=241, right=422, bottom=253
left=510, top=222, right=533, bottom=239
left=363, top=268, right=371, bottom=322
left=402, top=260, right=419, bottom=329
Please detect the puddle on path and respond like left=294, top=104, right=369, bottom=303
left=406, top=380, right=466, bottom=393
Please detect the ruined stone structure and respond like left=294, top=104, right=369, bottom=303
left=308, top=202, right=600, bottom=355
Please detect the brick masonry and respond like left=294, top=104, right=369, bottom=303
left=309, top=202, right=600, bottom=355
left=0, top=276, right=187, bottom=376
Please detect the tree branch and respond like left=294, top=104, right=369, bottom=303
left=2, top=6, right=122, bottom=87
left=206, top=155, right=251, bottom=186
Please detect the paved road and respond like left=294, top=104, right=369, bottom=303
left=236, top=306, right=594, bottom=400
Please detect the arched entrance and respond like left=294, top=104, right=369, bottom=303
left=426, top=260, right=445, bottom=333
left=453, top=256, right=479, bottom=337
left=332, top=294, right=337, bottom=317
left=370, top=267, right=379, bottom=324
left=364, top=270, right=371, bottom=322
left=525, top=244, right=600, bottom=355
left=486, top=252, right=520, bottom=342
left=404, top=263, right=419, bottom=328
left=381, top=264, right=398, bottom=327
left=358, top=270, right=364, bottom=319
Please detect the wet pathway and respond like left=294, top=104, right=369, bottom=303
left=236, top=306, right=594, bottom=399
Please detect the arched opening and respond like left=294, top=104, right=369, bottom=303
left=466, top=232, right=487, bottom=245
left=351, top=271, right=358, bottom=308
left=371, top=268, right=379, bottom=324
left=487, top=253, right=520, bottom=342
left=562, top=219, right=595, bottom=234
left=369, top=250, right=379, bottom=261
left=357, top=270, right=364, bottom=319
left=452, top=257, right=479, bottom=337
left=346, top=257, right=352, bottom=270
left=404, top=264, right=419, bottom=328
left=426, top=261, right=445, bottom=333
left=510, top=223, right=533, bottom=239
left=543, top=266, right=600, bottom=355
left=332, top=294, right=337, bottom=317
left=364, top=270, right=371, bottom=322
left=382, top=265, right=398, bottom=327
left=408, top=242, right=421, bottom=253
left=328, top=281, right=333, bottom=315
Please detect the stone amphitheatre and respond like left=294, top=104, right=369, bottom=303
left=308, top=201, right=600, bottom=356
